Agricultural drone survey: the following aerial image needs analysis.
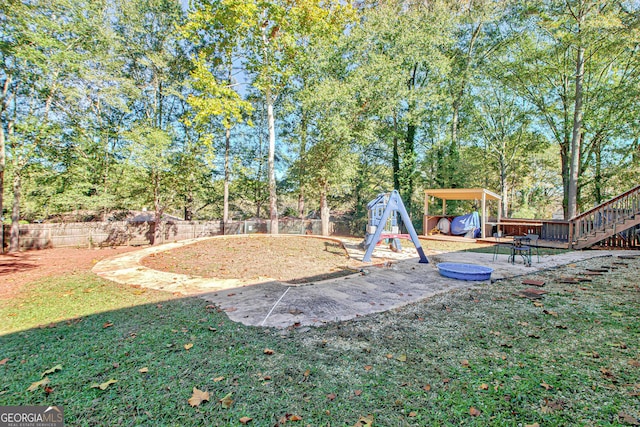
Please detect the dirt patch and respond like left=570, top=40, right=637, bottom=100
left=141, top=235, right=369, bottom=284
left=0, top=246, right=140, bottom=300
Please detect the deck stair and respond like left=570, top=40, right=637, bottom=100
left=570, top=184, right=640, bottom=249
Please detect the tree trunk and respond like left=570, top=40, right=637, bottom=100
left=451, top=97, right=460, bottom=149
left=297, top=111, right=307, bottom=218
left=184, top=195, right=193, bottom=221
left=0, top=121, right=5, bottom=226
left=403, top=122, right=416, bottom=214
left=500, top=156, right=509, bottom=218
left=560, top=143, right=569, bottom=218
left=392, top=115, right=400, bottom=192
left=9, top=168, right=21, bottom=252
left=223, top=126, right=231, bottom=224
left=298, top=193, right=305, bottom=219
left=152, top=172, right=163, bottom=245
left=266, top=87, right=278, bottom=234
left=567, top=44, right=585, bottom=219
left=0, top=76, right=10, bottom=251
left=594, top=138, right=602, bottom=204
left=320, top=181, right=330, bottom=236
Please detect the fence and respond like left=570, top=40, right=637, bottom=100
left=1, top=219, right=347, bottom=252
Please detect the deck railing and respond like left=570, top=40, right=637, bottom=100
left=569, top=184, right=640, bottom=247
left=540, top=220, right=570, bottom=241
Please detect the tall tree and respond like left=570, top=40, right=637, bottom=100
left=181, top=3, right=254, bottom=227
left=1, top=0, right=109, bottom=251
left=339, top=0, right=451, bottom=214
left=442, top=0, right=503, bottom=189
left=187, top=0, right=354, bottom=234
left=112, top=0, right=191, bottom=243
left=506, top=0, right=639, bottom=217
left=471, top=78, right=545, bottom=217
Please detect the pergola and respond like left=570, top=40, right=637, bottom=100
left=423, top=188, right=502, bottom=239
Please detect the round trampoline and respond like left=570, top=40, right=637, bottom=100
left=437, top=263, right=493, bottom=281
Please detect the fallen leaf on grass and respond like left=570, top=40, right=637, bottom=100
left=628, top=359, right=640, bottom=367
left=386, top=354, right=393, bottom=359
left=213, top=376, right=225, bottom=382
left=354, top=389, right=362, bottom=396
left=525, top=423, right=540, bottom=427
left=220, top=392, right=234, bottom=409
left=239, top=416, right=253, bottom=424
left=543, top=310, right=558, bottom=317
left=618, top=411, right=640, bottom=425
left=533, top=301, right=544, bottom=307
left=461, top=359, right=470, bottom=367
left=0, top=358, right=9, bottom=365
left=184, top=343, right=193, bottom=351
left=479, top=383, right=489, bottom=390
left=327, top=393, right=336, bottom=401
left=540, top=405, right=553, bottom=414
left=364, top=365, right=373, bottom=371
left=41, top=365, right=62, bottom=377
left=540, top=381, right=553, bottom=390
left=91, top=379, right=117, bottom=390
left=397, top=354, right=407, bottom=362
left=608, top=342, right=628, bottom=349
left=353, top=414, right=374, bottom=427
left=188, top=387, right=210, bottom=407
left=263, top=348, right=274, bottom=355
left=138, top=367, right=149, bottom=373
left=469, top=407, right=481, bottom=416
left=600, top=367, right=616, bottom=379
left=27, top=377, right=50, bottom=392
left=103, top=322, right=114, bottom=328
left=409, top=411, right=417, bottom=417
left=279, top=414, right=303, bottom=423
left=546, top=399, right=565, bottom=410
left=423, top=384, right=432, bottom=391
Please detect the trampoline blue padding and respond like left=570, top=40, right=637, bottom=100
left=437, top=263, right=493, bottom=281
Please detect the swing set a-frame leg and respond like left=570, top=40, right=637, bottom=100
left=362, top=191, right=428, bottom=264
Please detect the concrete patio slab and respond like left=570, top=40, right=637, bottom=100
left=92, top=236, right=638, bottom=329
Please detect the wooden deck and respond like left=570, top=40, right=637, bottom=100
left=476, top=237, right=569, bottom=249
left=422, top=233, right=569, bottom=249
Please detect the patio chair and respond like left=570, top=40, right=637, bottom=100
left=526, top=233, right=540, bottom=263
left=509, top=236, right=532, bottom=266
left=492, top=232, right=511, bottom=261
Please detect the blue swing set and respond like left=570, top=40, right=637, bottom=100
left=362, top=190, right=428, bottom=263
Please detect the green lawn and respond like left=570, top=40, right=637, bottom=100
left=1, top=254, right=638, bottom=426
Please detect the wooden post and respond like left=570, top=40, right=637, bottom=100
left=481, top=192, right=487, bottom=239
left=423, top=193, right=429, bottom=236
